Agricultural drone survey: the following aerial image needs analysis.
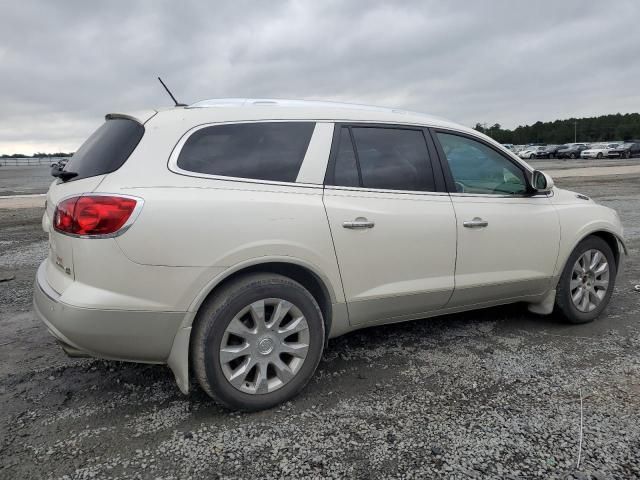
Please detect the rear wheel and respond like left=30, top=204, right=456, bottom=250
left=597, top=152, right=603, bottom=159
left=624, top=150, right=631, bottom=159
left=192, top=273, right=325, bottom=411
left=555, top=236, right=616, bottom=324
left=570, top=153, right=577, bottom=159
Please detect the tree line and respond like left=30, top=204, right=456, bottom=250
left=474, top=112, right=640, bottom=145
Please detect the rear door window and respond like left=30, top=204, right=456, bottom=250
left=63, top=118, right=145, bottom=181
left=328, top=126, right=435, bottom=192
left=176, top=122, right=315, bottom=182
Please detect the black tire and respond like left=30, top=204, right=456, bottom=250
left=555, top=236, right=617, bottom=324
left=191, top=273, right=325, bottom=411
left=597, top=152, right=603, bottom=159
left=570, top=153, right=576, bottom=159
left=625, top=150, right=631, bottom=159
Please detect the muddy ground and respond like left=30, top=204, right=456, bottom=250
left=0, top=168, right=639, bottom=479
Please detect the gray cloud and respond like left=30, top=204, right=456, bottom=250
left=1, top=0, right=639, bottom=153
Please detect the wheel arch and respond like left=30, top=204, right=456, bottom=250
left=557, top=228, right=625, bottom=283
left=208, top=262, right=333, bottom=333
left=589, top=230, right=624, bottom=268
left=168, top=258, right=338, bottom=395
left=188, top=258, right=336, bottom=333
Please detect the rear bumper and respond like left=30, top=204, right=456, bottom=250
left=33, top=261, right=185, bottom=363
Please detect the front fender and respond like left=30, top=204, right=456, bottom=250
left=553, top=202, right=625, bottom=279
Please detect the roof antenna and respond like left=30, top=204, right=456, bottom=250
left=157, top=77, right=187, bottom=107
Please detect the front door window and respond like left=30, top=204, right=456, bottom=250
left=436, top=133, right=527, bottom=195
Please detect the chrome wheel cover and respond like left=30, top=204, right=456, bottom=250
left=219, top=298, right=309, bottom=394
left=570, top=249, right=610, bottom=313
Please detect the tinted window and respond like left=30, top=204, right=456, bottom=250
left=64, top=118, right=144, bottom=181
left=177, top=122, right=315, bottom=182
left=332, top=127, right=359, bottom=187
left=436, top=132, right=527, bottom=195
left=352, top=128, right=434, bottom=191
left=333, top=127, right=434, bottom=191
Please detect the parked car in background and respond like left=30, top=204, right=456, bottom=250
left=535, top=145, right=566, bottom=159
left=581, top=143, right=621, bottom=159
left=50, top=158, right=69, bottom=169
left=34, top=99, right=626, bottom=411
left=607, top=142, right=640, bottom=159
left=502, top=143, right=515, bottom=151
left=556, top=143, right=589, bottom=159
left=518, top=146, right=547, bottom=159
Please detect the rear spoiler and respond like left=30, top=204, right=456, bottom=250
left=105, top=110, right=157, bottom=125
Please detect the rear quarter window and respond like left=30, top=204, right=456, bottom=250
left=176, top=122, right=315, bottom=183
left=64, top=118, right=145, bottom=181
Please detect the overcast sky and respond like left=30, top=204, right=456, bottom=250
left=1, top=0, right=639, bottom=154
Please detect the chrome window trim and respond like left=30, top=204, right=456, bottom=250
left=324, top=184, right=449, bottom=197
left=449, top=190, right=554, bottom=199
left=52, top=192, right=145, bottom=239
left=167, top=119, right=325, bottom=189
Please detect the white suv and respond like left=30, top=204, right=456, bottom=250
left=34, top=99, right=626, bottom=410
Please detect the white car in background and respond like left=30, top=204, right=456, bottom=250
left=34, top=98, right=626, bottom=411
left=581, top=143, right=620, bottom=159
left=518, top=146, right=546, bottom=159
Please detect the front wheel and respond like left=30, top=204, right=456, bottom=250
left=192, top=273, right=325, bottom=411
left=570, top=153, right=577, bottom=159
left=597, top=152, right=603, bottom=159
left=624, top=151, right=631, bottom=159
left=555, top=236, right=616, bottom=324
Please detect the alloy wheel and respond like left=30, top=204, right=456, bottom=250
left=219, top=298, right=310, bottom=394
left=570, top=249, right=610, bottom=313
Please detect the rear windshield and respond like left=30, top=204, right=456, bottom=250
left=63, top=118, right=144, bottom=181
left=176, top=122, right=315, bottom=183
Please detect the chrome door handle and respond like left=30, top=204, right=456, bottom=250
left=463, top=217, right=488, bottom=228
left=343, top=218, right=375, bottom=229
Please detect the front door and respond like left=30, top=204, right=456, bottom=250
left=323, top=125, right=457, bottom=325
left=432, top=130, right=561, bottom=307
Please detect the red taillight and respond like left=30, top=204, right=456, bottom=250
left=53, top=195, right=140, bottom=236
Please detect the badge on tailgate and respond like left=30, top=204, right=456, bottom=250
left=54, top=254, right=71, bottom=275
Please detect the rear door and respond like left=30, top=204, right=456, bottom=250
left=432, top=129, right=560, bottom=307
left=323, top=124, right=457, bottom=325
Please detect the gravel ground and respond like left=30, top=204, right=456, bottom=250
left=0, top=167, right=639, bottom=479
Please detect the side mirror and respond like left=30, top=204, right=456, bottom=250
left=532, top=170, right=554, bottom=193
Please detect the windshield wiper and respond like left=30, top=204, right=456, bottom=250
left=51, top=164, right=78, bottom=182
